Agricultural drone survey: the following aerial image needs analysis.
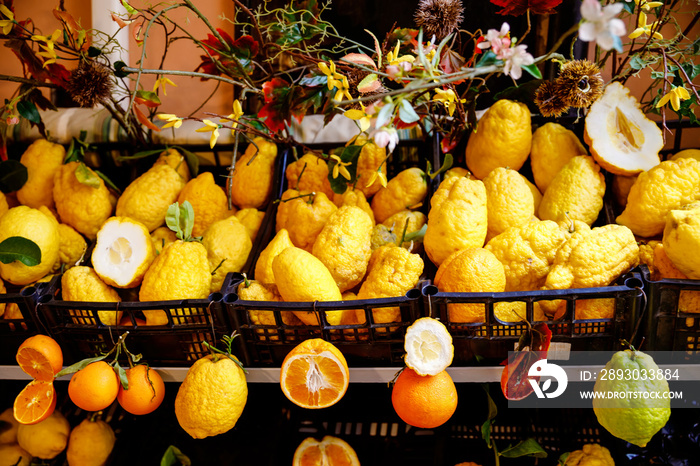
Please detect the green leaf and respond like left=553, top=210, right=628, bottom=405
left=95, top=170, right=120, bottom=194
left=481, top=418, right=493, bottom=446
left=398, top=99, right=420, bottom=124
left=114, top=361, right=129, bottom=389
left=476, top=50, right=498, bottom=67
left=299, top=75, right=327, bottom=87
left=17, top=100, right=41, bottom=124
left=630, top=55, right=647, bottom=71
left=75, top=162, right=101, bottom=188
left=374, top=101, right=395, bottom=129
left=428, top=153, right=453, bottom=180
left=116, top=148, right=165, bottom=162
left=403, top=223, right=427, bottom=242
left=622, top=1, right=635, bottom=13
left=135, top=90, right=161, bottom=106
left=650, top=71, right=666, bottom=79
left=0, top=237, right=41, bottom=266
left=120, top=0, right=138, bottom=16
left=0, top=160, right=28, bottom=193
left=522, top=63, right=542, bottom=80
left=166, top=201, right=195, bottom=241
left=55, top=354, right=108, bottom=378
left=499, top=438, right=548, bottom=458
left=114, top=61, right=130, bottom=78
left=161, top=445, right=191, bottom=466
left=87, top=46, right=102, bottom=57
left=175, top=146, right=200, bottom=177
left=558, top=452, right=571, bottom=465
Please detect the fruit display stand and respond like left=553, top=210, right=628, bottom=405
left=422, top=269, right=646, bottom=365
left=225, top=137, right=439, bottom=367
left=640, top=264, right=700, bottom=353
left=33, top=274, right=232, bottom=367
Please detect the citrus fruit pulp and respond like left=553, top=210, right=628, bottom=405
left=13, top=379, right=56, bottom=425
left=293, top=435, right=360, bottom=466
left=280, top=339, right=349, bottom=409
left=16, top=335, right=63, bottom=381
left=404, top=317, right=454, bottom=376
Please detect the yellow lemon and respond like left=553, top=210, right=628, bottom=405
left=202, top=216, right=252, bottom=293
left=465, top=99, right=532, bottom=179
left=175, top=354, right=247, bottom=439
left=230, top=137, right=277, bottom=209
left=235, top=208, right=265, bottom=241
left=177, top=171, right=230, bottom=237
left=16, top=411, right=70, bottom=460
left=66, top=418, right=115, bottom=466
left=286, top=152, right=334, bottom=199
left=663, top=204, right=700, bottom=279
left=371, top=167, right=427, bottom=223
left=255, top=228, right=294, bottom=286
left=483, top=167, right=538, bottom=241
left=53, top=162, right=114, bottom=240
left=61, top=266, right=122, bottom=326
left=16, top=139, right=65, bottom=209
left=530, top=122, right=586, bottom=193
left=0, top=206, right=59, bottom=285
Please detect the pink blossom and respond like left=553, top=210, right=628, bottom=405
left=373, top=128, right=399, bottom=153
left=502, top=44, right=534, bottom=80
left=478, top=23, right=511, bottom=58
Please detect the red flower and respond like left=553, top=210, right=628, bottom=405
left=490, top=0, right=563, bottom=16
left=196, top=29, right=259, bottom=78
left=258, top=78, right=306, bottom=133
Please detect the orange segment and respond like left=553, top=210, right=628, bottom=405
left=13, top=380, right=56, bottom=425
left=293, top=436, right=360, bottom=466
left=280, top=339, right=349, bottom=409
left=16, top=335, right=63, bottom=381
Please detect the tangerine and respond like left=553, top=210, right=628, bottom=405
left=280, top=339, right=349, bottom=409
left=68, top=361, right=119, bottom=412
left=16, top=334, right=63, bottom=381
left=117, top=365, right=165, bottom=415
left=13, top=379, right=56, bottom=425
left=391, top=368, right=457, bottom=429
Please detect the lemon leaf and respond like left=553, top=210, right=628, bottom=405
left=114, top=361, right=129, bottom=390
left=55, top=354, right=108, bottom=378
left=0, top=236, right=41, bottom=266
left=161, top=445, right=191, bottom=466
left=499, top=438, right=547, bottom=459
left=558, top=452, right=570, bottom=465
left=75, top=162, right=101, bottom=188
left=0, top=159, right=28, bottom=193
left=166, top=201, right=196, bottom=241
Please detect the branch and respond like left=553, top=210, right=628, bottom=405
left=120, top=66, right=260, bottom=92
left=0, top=75, right=60, bottom=88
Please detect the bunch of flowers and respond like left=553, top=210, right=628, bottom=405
left=0, top=0, right=697, bottom=172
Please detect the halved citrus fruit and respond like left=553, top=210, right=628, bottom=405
left=293, top=435, right=360, bottom=466
left=16, top=335, right=63, bottom=381
left=280, top=338, right=349, bottom=409
left=91, top=216, right=156, bottom=288
left=13, top=379, right=56, bottom=425
left=404, top=317, right=454, bottom=376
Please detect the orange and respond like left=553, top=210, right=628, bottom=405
left=13, top=379, right=56, bottom=425
left=16, top=334, right=63, bottom=381
left=391, top=368, right=457, bottom=429
left=68, top=361, right=119, bottom=412
left=293, top=435, right=360, bottom=466
left=117, top=365, right=166, bottom=415
left=280, top=339, right=349, bottom=409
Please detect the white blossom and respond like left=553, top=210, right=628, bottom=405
left=373, top=128, right=399, bottom=153
left=578, top=0, right=626, bottom=52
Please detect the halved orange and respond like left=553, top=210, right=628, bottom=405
left=280, top=339, right=349, bottom=409
left=13, top=379, right=56, bottom=425
left=293, top=436, right=360, bottom=466
left=16, top=334, right=63, bottom=381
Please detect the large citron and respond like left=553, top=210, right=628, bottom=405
left=465, top=99, right=532, bottom=180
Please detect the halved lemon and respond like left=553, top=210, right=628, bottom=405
left=404, top=317, right=454, bottom=376
left=280, top=339, right=349, bottom=409
left=584, top=82, right=662, bottom=176
left=92, top=216, right=156, bottom=288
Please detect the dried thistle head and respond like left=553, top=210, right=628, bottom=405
left=534, top=80, right=569, bottom=118
left=556, top=59, right=604, bottom=109
left=414, top=0, right=464, bottom=41
left=67, top=60, right=113, bottom=108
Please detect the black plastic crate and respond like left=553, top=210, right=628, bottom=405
left=224, top=136, right=439, bottom=367
left=35, top=275, right=233, bottom=367
left=0, top=282, right=48, bottom=365
left=422, top=270, right=645, bottom=365
left=640, top=264, right=700, bottom=353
